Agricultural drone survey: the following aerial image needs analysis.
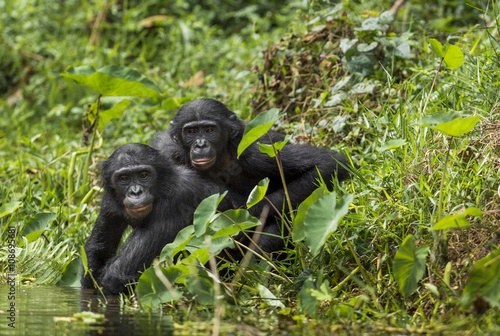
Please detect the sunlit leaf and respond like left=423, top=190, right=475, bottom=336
left=416, top=112, right=460, bottom=126
left=461, top=249, right=500, bottom=309
left=258, top=284, right=285, bottom=308
left=258, top=137, right=290, bottom=158
left=246, top=178, right=269, bottom=209
left=237, top=108, right=280, bottom=158
left=160, top=226, right=194, bottom=262
left=136, top=266, right=183, bottom=309
left=23, top=212, right=56, bottom=236
left=98, top=97, right=132, bottom=130
left=0, top=201, right=22, bottom=218
left=303, top=193, right=353, bottom=256
left=432, top=115, right=480, bottom=137
left=428, top=38, right=444, bottom=58
left=392, top=234, right=429, bottom=298
left=432, top=207, right=482, bottom=230
left=377, top=139, right=407, bottom=152
left=193, top=193, right=221, bottom=237
left=293, top=187, right=329, bottom=242
left=61, top=65, right=161, bottom=98
left=443, top=44, right=464, bottom=69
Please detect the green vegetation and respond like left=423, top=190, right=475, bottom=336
left=1, top=0, right=499, bottom=334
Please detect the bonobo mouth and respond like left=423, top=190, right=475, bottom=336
left=126, top=203, right=153, bottom=219
left=191, top=157, right=216, bottom=170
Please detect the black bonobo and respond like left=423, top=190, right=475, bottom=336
left=151, top=98, right=350, bottom=256
left=81, top=143, right=223, bottom=294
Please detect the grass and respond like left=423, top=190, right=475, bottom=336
left=0, top=0, right=499, bottom=333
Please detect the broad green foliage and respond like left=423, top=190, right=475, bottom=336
left=392, top=235, right=429, bottom=298
left=258, top=137, right=290, bottom=158
left=246, top=178, right=269, bottom=209
left=193, top=193, right=224, bottom=237
left=302, top=192, right=353, bottom=256
left=461, top=249, right=500, bottom=309
left=428, top=38, right=465, bottom=69
left=136, top=266, right=183, bottom=309
left=61, top=65, right=161, bottom=98
left=432, top=208, right=482, bottom=230
left=293, top=187, right=329, bottom=242
left=377, top=139, right=407, bottom=152
left=258, top=284, right=285, bottom=308
left=237, top=108, right=280, bottom=157
left=0, top=201, right=22, bottom=218
left=417, top=113, right=480, bottom=137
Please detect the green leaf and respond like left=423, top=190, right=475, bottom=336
left=98, top=97, right=132, bottom=130
left=136, top=265, right=183, bottom=309
left=193, top=193, right=221, bottom=237
left=428, top=38, right=444, bottom=58
left=160, top=226, right=194, bottom=262
left=443, top=44, right=464, bottom=69
left=416, top=112, right=460, bottom=126
left=61, top=65, right=161, bottom=98
left=303, top=193, right=353, bottom=256
left=237, top=108, right=280, bottom=158
left=185, top=268, right=216, bottom=305
left=461, top=249, right=500, bottom=309
left=23, top=212, right=56, bottom=236
left=377, top=139, right=407, bottom=152
left=57, top=257, right=82, bottom=287
left=432, top=207, right=482, bottom=230
left=0, top=201, right=22, bottom=218
left=257, top=137, right=290, bottom=158
left=258, top=284, right=285, bottom=308
left=392, top=234, right=429, bottom=298
left=246, top=178, right=269, bottom=209
left=298, top=277, right=318, bottom=315
left=432, top=115, right=480, bottom=137
left=293, top=186, right=329, bottom=242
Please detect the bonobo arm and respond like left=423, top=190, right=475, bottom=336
left=81, top=196, right=129, bottom=288
left=238, top=133, right=349, bottom=216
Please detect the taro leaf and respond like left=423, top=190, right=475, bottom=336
left=160, top=226, right=195, bottom=262
left=23, top=212, right=56, bottom=236
left=258, top=137, right=290, bottom=158
left=136, top=265, right=183, bottom=309
left=293, top=186, right=329, bottom=242
left=237, top=108, right=280, bottom=158
left=210, top=209, right=260, bottom=239
left=303, top=193, right=353, bottom=256
left=258, top=284, right=285, bottom=308
left=298, top=277, right=318, bottom=315
left=432, top=115, right=480, bottom=137
left=0, top=201, right=22, bottom=218
left=392, top=234, right=429, bottom=298
left=443, top=44, right=464, bottom=69
left=57, top=257, right=82, bottom=287
left=432, top=207, right=482, bottom=231
left=185, top=268, right=215, bottom=305
left=62, top=65, right=161, bottom=98
left=246, top=178, right=269, bottom=209
left=377, top=139, right=407, bottom=152
left=97, top=97, right=132, bottom=130
left=193, top=193, right=221, bottom=237
left=460, top=249, right=500, bottom=309
left=428, top=38, right=444, bottom=58
left=416, top=112, right=460, bottom=126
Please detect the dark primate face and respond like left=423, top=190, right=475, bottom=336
left=169, top=98, right=244, bottom=172
left=111, top=164, right=156, bottom=219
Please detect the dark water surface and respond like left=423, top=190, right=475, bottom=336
left=0, top=285, right=174, bottom=336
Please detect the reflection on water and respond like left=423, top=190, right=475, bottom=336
left=0, top=286, right=174, bottom=336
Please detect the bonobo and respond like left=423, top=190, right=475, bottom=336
left=81, top=143, right=223, bottom=294
left=151, top=98, right=350, bottom=256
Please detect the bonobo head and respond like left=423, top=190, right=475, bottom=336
left=169, top=98, right=245, bottom=171
left=102, top=143, right=170, bottom=221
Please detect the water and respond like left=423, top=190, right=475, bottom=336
left=0, top=286, right=174, bottom=336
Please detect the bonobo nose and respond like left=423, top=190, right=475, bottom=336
left=130, top=185, right=143, bottom=196
left=194, top=139, right=208, bottom=148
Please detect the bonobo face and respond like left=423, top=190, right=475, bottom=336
left=182, top=120, right=222, bottom=170
left=112, top=165, right=156, bottom=219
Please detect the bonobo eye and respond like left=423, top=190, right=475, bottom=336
left=205, top=127, right=214, bottom=133
left=139, top=171, right=149, bottom=180
left=118, top=175, right=130, bottom=184
left=185, top=128, right=198, bottom=134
